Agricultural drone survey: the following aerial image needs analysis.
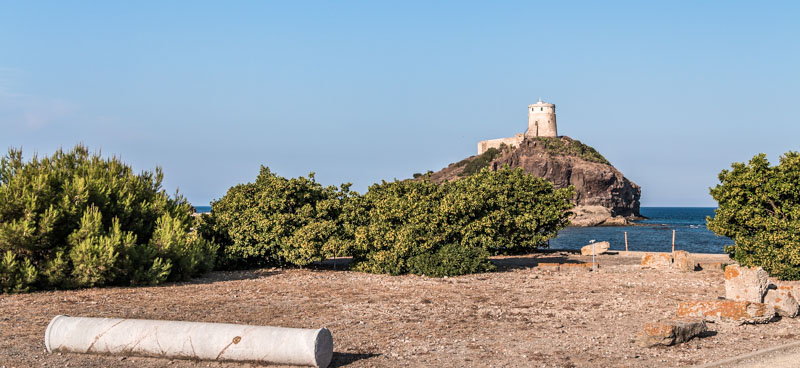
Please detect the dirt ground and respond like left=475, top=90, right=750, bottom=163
left=2, top=251, right=799, bottom=368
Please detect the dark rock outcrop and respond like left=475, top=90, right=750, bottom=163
left=428, top=136, right=641, bottom=224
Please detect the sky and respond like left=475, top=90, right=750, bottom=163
left=1, top=1, right=799, bottom=207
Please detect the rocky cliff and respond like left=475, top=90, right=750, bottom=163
left=426, top=136, right=641, bottom=226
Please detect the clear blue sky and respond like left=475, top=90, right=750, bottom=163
left=2, top=1, right=799, bottom=207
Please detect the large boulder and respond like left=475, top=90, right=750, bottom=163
left=641, top=253, right=672, bottom=269
left=580, top=241, right=610, bottom=256
left=677, top=300, right=776, bottom=324
left=636, top=320, right=707, bottom=348
left=724, top=264, right=769, bottom=303
left=672, top=250, right=698, bottom=272
left=764, top=286, right=800, bottom=318
left=569, top=206, right=613, bottom=227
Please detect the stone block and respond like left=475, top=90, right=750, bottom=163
left=698, top=262, right=724, bottom=271
left=676, top=300, right=775, bottom=324
left=537, top=263, right=561, bottom=271
left=560, top=262, right=594, bottom=270
left=536, top=262, right=594, bottom=271
left=580, top=241, right=610, bottom=256
left=724, top=264, right=769, bottom=303
left=641, top=253, right=672, bottom=269
left=765, top=285, right=800, bottom=317
left=672, top=250, right=698, bottom=272
left=771, top=280, right=800, bottom=303
left=636, top=319, right=707, bottom=348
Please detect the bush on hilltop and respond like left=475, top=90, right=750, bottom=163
left=707, top=152, right=800, bottom=280
left=0, top=145, right=216, bottom=293
left=532, top=137, right=610, bottom=165
left=457, top=147, right=503, bottom=177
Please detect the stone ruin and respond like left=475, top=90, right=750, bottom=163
left=636, top=258, right=799, bottom=348
left=640, top=250, right=698, bottom=272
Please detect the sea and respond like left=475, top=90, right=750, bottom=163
left=192, top=206, right=731, bottom=255
left=551, top=207, right=730, bottom=254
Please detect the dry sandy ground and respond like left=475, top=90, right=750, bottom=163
left=2, top=251, right=799, bottom=368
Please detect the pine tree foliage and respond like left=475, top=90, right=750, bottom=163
left=0, top=145, right=216, bottom=292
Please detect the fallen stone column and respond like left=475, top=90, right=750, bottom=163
left=45, top=315, right=333, bottom=368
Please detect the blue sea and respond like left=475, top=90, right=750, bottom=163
left=551, top=207, right=731, bottom=254
left=193, top=206, right=731, bottom=254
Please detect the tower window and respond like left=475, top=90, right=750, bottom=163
left=540, top=107, right=543, bottom=111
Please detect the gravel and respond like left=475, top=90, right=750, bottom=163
left=1, top=251, right=798, bottom=367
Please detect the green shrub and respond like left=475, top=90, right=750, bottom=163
left=348, top=178, right=446, bottom=275
left=447, top=166, right=575, bottom=254
left=205, top=165, right=572, bottom=277
left=457, top=147, right=503, bottom=177
left=0, top=251, right=37, bottom=293
left=199, top=167, right=356, bottom=269
left=349, top=166, right=573, bottom=275
left=407, top=243, right=495, bottom=277
left=532, top=137, right=610, bottom=164
left=0, top=145, right=215, bottom=292
left=707, top=152, right=800, bottom=280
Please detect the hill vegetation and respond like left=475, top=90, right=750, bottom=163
left=531, top=136, right=610, bottom=165
left=455, top=147, right=504, bottom=177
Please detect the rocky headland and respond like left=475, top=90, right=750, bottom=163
left=425, top=136, right=642, bottom=226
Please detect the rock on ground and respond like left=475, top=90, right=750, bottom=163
left=771, top=280, right=800, bottom=305
left=765, top=286, right=800, bottom=318
left=641, top=253, right=672, bottom=269
left=636, top=319, right=708, bottom=348
left=537, top=262, right=594, bottom=271
left=673, top=250, right=698, bottom=272
left=581, top=241, right=610, bottom=256
left=677, top=300, right=776, bottom=324
left=725, top=265, right=769, bottom=303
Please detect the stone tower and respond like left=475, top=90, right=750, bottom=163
left=525, top=98, right=557, bottom=138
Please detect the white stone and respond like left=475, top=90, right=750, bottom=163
left=765, top=287, right=800, bottom=318
left=641, top=253, right=672, bottom=269
left=724, top=264, right=769, bottom=303
left=580, top=241, right=610, bottom=256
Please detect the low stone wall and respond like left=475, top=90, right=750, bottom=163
left=477, top=134, right=524, bottom=155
